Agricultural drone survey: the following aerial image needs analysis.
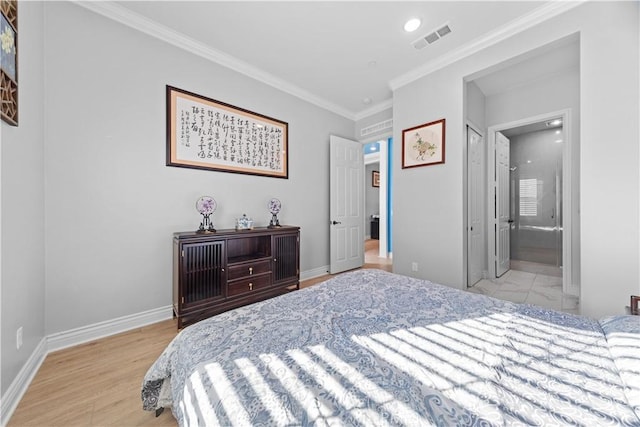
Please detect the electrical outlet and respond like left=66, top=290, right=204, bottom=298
left=16, top=327, right=23, bottom=350
left=411, top=262, right=418, bottom=272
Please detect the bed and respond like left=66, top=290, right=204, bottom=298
left=142, top=269, right=640, bottom=426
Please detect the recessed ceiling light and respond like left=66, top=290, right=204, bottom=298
left=546, top=119, right=562, bottom=127
left=555, top=139, right=563, bottom=143
left=404, top=18, right=421, bottom=32
left=362, top=97, right=372, bottom=105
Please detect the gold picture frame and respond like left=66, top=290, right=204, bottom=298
left=166, top=86, right=288, bottom=178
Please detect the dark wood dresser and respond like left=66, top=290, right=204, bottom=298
left=173, top=226, right=300, bottom=328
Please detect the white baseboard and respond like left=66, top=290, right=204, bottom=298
left=1, top=337, right=47, bottom=427
left=300, top=265, right=329, bottom=281
left=47, top=305, right=174, bottom=353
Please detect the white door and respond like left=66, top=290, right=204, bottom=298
left=495, top=132, right=511, bottom=277
left=467, top=126, right=483, bottom=286
left=330, top=135, right=364, bottom=274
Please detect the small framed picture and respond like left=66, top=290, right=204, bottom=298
left=402, top=118, right=445, bottom=169
left=372, top=170, right=380, bottom=187
left=631, top=295, right=639, bottom=315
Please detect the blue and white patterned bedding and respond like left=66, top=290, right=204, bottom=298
left=142, top=269, right=640, bottom=426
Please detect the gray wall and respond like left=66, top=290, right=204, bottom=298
left=393, top=2, right=639, bottom=318
left=1, top=2, right=46, bottom=396
left=41, top=2, right=352, bottom=335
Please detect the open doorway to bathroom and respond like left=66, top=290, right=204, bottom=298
left=503, top=118, right=563, bottom=276
left=487, top=109, right=575, bottom=293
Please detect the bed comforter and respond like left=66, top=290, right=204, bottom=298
left=142, top=269, right=640, bottom=426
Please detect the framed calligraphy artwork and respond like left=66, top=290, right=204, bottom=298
left=402, top=118, right=445, bottom=169
left=166, top=85, right=288, bottom=179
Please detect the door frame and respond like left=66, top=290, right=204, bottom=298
left=486, top=109, right=576, bottom=295
left=362, top=134, right=392, bottom=260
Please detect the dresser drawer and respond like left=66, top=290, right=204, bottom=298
left=228, top=273, right=272, bottom=297
left=227, top=259, right=271, bottom=281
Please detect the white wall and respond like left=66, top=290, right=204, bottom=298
left=42, top=2, right=354, bottom=335
left=392, top=2, right=639, bottom=318
left=1, top=1, right=46, bottom=396
left=465, top=82, right=486, bottom=131
left=579, top=2, right=639, bottom=317
left=393, top=67, right=465, bottom=286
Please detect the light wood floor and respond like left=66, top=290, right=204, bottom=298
left=8, top=241, right=391, bottom=427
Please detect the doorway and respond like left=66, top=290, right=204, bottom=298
left=364, top=138, right=393, bottom=267
left=504, top=120, right=563, bottom=271
left=487, top=110, right=575, bottom=295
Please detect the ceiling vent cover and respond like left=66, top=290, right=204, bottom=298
left=412, top=22, right=452, bottom=50
left=425, top=32, right=440, bottom=44
left=361, top=119, right=393, bottom=137
left=436, top=25, right=451, bottom=37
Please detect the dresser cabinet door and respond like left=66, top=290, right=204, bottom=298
left=272, top=232, right=299, bottom=283
left=181, top=241, right=226, bottom=307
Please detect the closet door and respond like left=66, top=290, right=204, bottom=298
left=272, top=231, right=299, bottom=285
left=181, top=240, right=226, bottom=308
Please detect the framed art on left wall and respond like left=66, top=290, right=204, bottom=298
left=0, top=0, right=17, bottom=126
left=166, top=85, right=289, bottom=178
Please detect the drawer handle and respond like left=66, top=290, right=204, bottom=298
left=249, top=267, right=253, bottom=275
left=249, top=283, right=253, bottom=291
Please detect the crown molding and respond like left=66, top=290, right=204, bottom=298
left=72, top=1, right=357, bottom=120
left=389, top=1, right=586, bottom=91
left=72, top=1, right=585, bottom=123
left=353, top=98, right=394, bottom=122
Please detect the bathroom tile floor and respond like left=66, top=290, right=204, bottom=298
left=467, top=260, right=580, bottom=315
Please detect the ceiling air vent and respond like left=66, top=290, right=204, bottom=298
left=436, top=25, right=451, bottom=38
left=425, top=32, right=440, bottom=44
left=361, top=119, right=393, bottom=137
left=412, top=22, right=452, bottom=50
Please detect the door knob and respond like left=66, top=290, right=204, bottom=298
left=331, top=220, right=342, bottom=225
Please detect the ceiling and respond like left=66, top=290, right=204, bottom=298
left=89, top=1, right=581, bottom=120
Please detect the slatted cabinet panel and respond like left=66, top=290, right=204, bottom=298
left=273, top=233, right=299, bottom=284
left=182, top=240, right=225, bottom=305
left=173, top=226, right=300, bottom=328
